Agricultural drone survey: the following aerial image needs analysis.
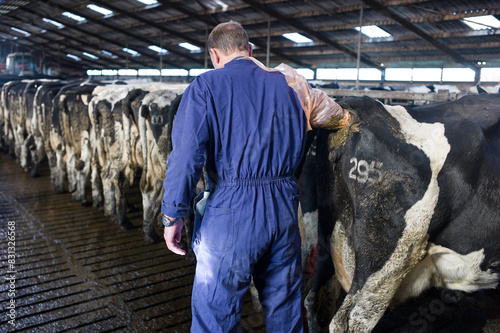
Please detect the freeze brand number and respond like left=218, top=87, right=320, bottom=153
left=348, top=157, right=383, bottom=184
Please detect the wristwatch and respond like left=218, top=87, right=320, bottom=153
left=162, top=214, right=181, bottom=227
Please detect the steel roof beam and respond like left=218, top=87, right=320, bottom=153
left=22, top=3, right=177, bottom=69
left=362, top=0, right=480, bottom=76
left=3, top=14, right=127, bottom=69
left=91, top=0, right=203, bottom=48
left=0, top=27, right=104, bottom=70
left=240, top=0, right=382, bottom=70
left=16, top=7, right=155, bottom=69
left=45, top=1, right=200, bottom=68
left=157, top=0, right=312, bottom=68
left=0, top=34, right=97, bottom=71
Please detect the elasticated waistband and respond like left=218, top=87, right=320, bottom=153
left=216, top=175, right=294, bottom=187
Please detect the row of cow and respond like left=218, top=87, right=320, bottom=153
left=0, top=78, right=188, bottom=243
left=1, top=77, right=499, bottom=332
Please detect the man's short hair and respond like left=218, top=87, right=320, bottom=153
left=208, top=20, right=249, bottom=55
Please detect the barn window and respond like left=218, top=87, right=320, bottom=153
left=87, top=70, right=101, bottom=76
left=102, top=69, right=118, bottom=76
left=297, top=68, right=314, bottom=80
left=317, top=68, right=337, bottom=80
left=190, top=68, right=213, bottom=76
left=412, top=68, right=442, bottom=82
left=386, top=68, right=412, bottom=81
left=138, top=69, right=160, bottom=76
left=161, top=69, right=189, bottom=76
left=480, top=68, right=500, bottom=82
left=118, top=69, right=138, bottom=76
left=337, top=68, right=358, bottom=81
left=359, top=68, right=382, bottom=81
left=442, top=68, right=475, bottom=82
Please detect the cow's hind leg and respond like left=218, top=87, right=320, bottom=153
left=330, top=236, right=428, bottom=333
left=115, top=173, right=133, bottom=230
left=91, top=160, right=104, bottom=211
left=141, top=181, right=163, bottom=243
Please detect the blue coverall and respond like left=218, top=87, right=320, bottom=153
left=161, top=58, right=306, bottom=332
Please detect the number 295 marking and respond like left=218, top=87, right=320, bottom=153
left=348, top=157, right=383, bottom=184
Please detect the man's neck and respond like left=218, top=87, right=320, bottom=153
left=219, top=51, right=249, bottom=67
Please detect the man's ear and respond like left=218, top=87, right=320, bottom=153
left=210, top=48, right=221, bottom=68
left=248, top=43, right=253, bottom=57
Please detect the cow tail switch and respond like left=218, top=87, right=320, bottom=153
left=240, top=57, right=350, bottom=131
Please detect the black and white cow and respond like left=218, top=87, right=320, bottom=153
left=33, top=81, right=69, bottom=182
left=59, top=82, right=103, bottom=205
left=89, top=84, right=140, bottom=227
left=50, top=81, right=89, bottom=193
left=137, top=87, right=189, bottom=243
left=306, top=95, right=500, bottom=332
left=20, top=79, right=54, bottom=176
left=2, top=80, right=28, bottom=159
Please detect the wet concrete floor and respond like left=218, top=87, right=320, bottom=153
left=0, top=153, right=265, bottom=332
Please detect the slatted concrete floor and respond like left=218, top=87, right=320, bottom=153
left=0, top=153, right=266, bottom=332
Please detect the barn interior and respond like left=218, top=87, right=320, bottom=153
left=1, top=0, right=500, bottom=332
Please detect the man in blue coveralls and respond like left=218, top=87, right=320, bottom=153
left=162, top=21, right=306, bottom=332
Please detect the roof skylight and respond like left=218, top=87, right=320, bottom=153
left=82, top=52, right=99, bottom=60
left=122, top=48, right=141, bottom=57
left=462, top=15, right=500, bottom=30
left=148, top=45, right=168, bottom=54
left=42, top=18, right=65, bottom=29
left=179, top=42, right=202, bottom=52
left=67, top=54, right=81, bottom=61
left=282, top=32, right=313, bottom=44
left=101, top=50, right=115, bottom=57
left=62, top=12, right=86, bottom=23
left=355, top=25, right=391, bottom=38
left=135, top=0, right=158, bottom=5
left=11, top=27, right=31, bottom=37
left=87, top=4, right=113, bottom=16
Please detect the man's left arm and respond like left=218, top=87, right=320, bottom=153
left=161, top=79, right=210, bottom=254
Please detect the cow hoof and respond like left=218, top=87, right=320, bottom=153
left=80, top=200, right=91, bottom=207
left=119, top=219, right=134, bottom=230
left=127, top=203, right=139, bottom=213
left=144, top=231, right=162, bottom=243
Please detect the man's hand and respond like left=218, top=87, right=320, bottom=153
left=164, top=219, right=186, bottom=255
